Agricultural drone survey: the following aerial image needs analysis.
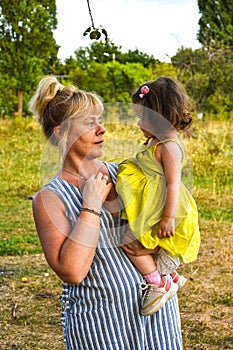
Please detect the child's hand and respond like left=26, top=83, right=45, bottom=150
left=157, top=217, right=175, bottom=239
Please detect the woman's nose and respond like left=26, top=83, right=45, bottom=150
left=97, top=124, right=106, bottom=134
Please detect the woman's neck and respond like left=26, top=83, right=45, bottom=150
left=61, top=158, right=102, bottom=181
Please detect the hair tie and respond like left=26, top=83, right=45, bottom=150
left=139, top=85, right=150, bottom=99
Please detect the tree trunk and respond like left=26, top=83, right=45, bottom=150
left=17, top=89, right=23, bottom=117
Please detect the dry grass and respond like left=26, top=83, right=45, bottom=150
left=179, top=219, right=233, bottom=349
left=0, top=254, right=63, bottom=350
left=1, top=218, right=233, bottom=349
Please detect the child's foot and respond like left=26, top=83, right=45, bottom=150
left=140, top=275, right=178, bottom=316
left=170, top=271, right=187, bottom=290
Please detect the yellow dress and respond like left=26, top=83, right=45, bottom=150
left=116, top=140, right=200, bottom=263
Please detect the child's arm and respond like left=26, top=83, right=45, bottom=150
left=156, top=141, right=182, bottom=239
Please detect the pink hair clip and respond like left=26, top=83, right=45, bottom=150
left=139, top=85, right=150, bottom=99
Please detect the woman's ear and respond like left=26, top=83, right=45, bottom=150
left=53, top=125, right=63, bottom=141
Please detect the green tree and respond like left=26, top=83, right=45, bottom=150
left=171, top=1, right=233, bottom=120
left=74, top=41, right=121, bottom=67
left=172, top=46, right=233, bottom=119
left=197, top=0, right=233, bottom=48
left=117, top=49, right=158, bottom=68
left=0, top=74, right=17, bottom=117
left=67, top=41, right=158, bottom=71
left=64, top=41, right=175, bottom=105
left=69, top=60, right=151, bottom=103
left=0, top=0, right=59, bottom=117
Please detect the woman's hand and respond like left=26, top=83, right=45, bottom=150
left=82, top=172, right=112, bottom=211
left=121, top=229, right=159, bottom=256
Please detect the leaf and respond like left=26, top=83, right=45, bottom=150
left=101, top=28, right=108, bottom=42
left=83, top=26, right=92, bottom=36
left=95, top=30, right=101, bottom=40
left=89, top=30, right=101, bottom=40
left=90, top=31, right=97, bottom=39
left=101, top=28, right=108, bottom=37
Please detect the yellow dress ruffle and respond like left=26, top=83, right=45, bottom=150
left=116, top=141, right=200, bottom=263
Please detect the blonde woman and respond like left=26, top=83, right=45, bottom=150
left=29, top=76, right=184, bottom=350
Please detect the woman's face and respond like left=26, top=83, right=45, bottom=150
left=66, top=113, right=106, bottom=160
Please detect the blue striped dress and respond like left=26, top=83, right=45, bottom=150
left=44, top=162, right=183, bottom=350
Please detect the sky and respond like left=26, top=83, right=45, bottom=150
left=54, top=0, right=201, bottom=62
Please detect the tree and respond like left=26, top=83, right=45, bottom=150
left=67, top=40, right=158, bottom=71
left=171, top=1, right=233, bottom=119
left=63, top=40, right=175, bottom=106
left=73, top=41, right=121, bottom=68
left=117, top=49, right=159, bottom=68
left=68, top=60, right=151, bottom=103
left=197, top=0, right=233, bottom=48
left=171, top=46, right=233, bottom=119
left=0, top=0, right=59, bottom=117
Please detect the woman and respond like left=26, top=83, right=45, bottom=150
left=29, top=75, right=183, bottom=349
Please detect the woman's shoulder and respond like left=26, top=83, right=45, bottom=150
left=104, top=161, right=119, bottom=181
left=32, top=179, right=64, bottom=201
left=32, top=186, right=66, bottom=217
left=104, top=161, right=118, bottom=170
left=34, top=177, right=78, bottom=205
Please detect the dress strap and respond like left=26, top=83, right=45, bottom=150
left=151, top=138, right=188, bottom=166
left=154, top=138, right=184, bottom=153
left=155, top=138, right=181, bottom=147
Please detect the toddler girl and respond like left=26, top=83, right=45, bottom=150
left=116, top=76, right=200, bottom=315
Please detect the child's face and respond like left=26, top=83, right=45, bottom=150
left=134, top=102, right=174, bottom=140
left=134, top=103, right=155, bottom=138
left=137, top=116, right=155, bottom=138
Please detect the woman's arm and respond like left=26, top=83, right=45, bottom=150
left=157, top=141, right=182, bottom=238
left=33, top=173, right=112, bottom=284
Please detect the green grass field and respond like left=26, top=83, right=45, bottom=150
left=0, top=117, right=232, bottom=349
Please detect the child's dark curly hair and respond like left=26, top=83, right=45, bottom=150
left=132, top=76, right=192, bottom=131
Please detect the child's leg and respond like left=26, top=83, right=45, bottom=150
left=154, top=248, right=180, bottom=275
left=125, top=247, right=179, bottom=316
left=155, top=248, right=187, bottom=289
left=126, top=252, right=161, bottom=286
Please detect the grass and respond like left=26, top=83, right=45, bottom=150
left=0, top=117, right=233, bottom=349
left=0, top=254, right=63, bottom=349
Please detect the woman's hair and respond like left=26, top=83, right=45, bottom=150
left=28, top=76, right=104, bottom=145
left=132, top=76, right=193, bottom=131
